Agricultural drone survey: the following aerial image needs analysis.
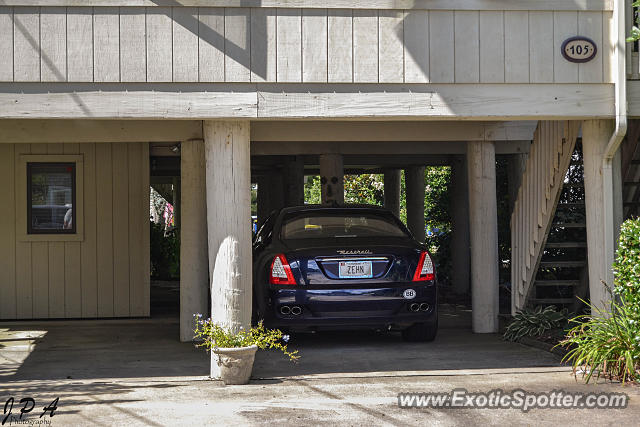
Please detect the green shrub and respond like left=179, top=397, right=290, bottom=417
left=503, top=306, right=569, bottom=342
left=613, top=218, right=640, bottom=316
left=559, top=297, right=640, bottom=384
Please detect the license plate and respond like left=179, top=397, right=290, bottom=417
left=338, top=261, right=373, bottom=279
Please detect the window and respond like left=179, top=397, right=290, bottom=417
left=27, top=163, right=76, bottom=234
left=281, top=212, right=408, bottom=240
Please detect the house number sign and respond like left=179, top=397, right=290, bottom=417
left=561, top=36, right=597, bottom=63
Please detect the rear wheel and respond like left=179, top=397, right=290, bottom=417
left=401, top=319, right=438, bottom=342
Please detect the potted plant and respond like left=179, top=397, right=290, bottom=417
left=193, top=314, right=299, bottom=385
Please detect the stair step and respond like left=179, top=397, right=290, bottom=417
left=545, top=241, right=587, bottom=248
left=551, top=222, right=586, bottom=228
left=535, top=280, right=580, bottom=287
left=624, top=202, right=640, bottom=207
left=562, top=183, right=584, bottom=188
left=530, top=298, right=575, bottom=305
left=556, top=202, right=585, bottom=208
left=623, top=182, right=640, bottom=186
left=632, top=159, right=640, bottom=165
left=539, top=260, right=587, bottom=268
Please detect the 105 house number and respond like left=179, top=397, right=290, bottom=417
left=561, top=37, right=597, bottom=63
left=2, top=397, right=58, bottom=424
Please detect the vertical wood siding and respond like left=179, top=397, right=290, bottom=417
left=0, top=7, right=613, bottom=84
left=0, top=142, right=150, bottom=319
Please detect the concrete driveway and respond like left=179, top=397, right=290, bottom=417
left=1, top=307, right=638, bottom=426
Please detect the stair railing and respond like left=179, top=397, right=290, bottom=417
left=511, top=121, right=580, bottom=313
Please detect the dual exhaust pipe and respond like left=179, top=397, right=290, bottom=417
left=409, top=303, right=430, bottom=312
left=280, top=305, right=302, bottom=316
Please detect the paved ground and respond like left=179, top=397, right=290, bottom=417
left=1, top=307, right=638, bottom=426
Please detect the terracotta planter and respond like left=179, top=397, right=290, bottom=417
left=212, top=345, right=258, bottom=385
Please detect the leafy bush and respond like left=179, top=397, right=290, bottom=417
left=150, top=221, right=180, bottom=279
left=559, top=297, right=640, bottom=384
left=503, top=306, right=569, bottom=342
left=613, top=218, right=640, bottom=316
left=193, top=315, right=299, bottom=361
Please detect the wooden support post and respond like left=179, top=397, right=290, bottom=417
left=283, top=156, right=305, bottom=206
left=256, top=175, right=270, bottom=228
left=450, top=156, right=470, bottom=296
left=383, top=169, right=401, bottom=218
left=582, top=119, right=622, bottom=314
left=172, top=176, right=181, bottom=229
left=204, top=121, right=252, bottom=378
left=467, top=141, right=499, bottom=333
left=179, top=139, right=208, bottom=342
left=405, top=166, right=425, bottom=242
left=319, top=154, right=344, bottom=205
left=269, top=170, right=286, bottom=213
left=507, top=153, right=527, bottom=216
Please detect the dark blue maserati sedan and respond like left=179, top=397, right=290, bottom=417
left=252, top=205, right=438, bottom=342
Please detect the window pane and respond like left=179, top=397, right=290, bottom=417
left=281, top=213, right=407, bottom=240
left=29, top=163, right=75, bottom=233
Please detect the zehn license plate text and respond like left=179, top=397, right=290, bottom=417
left=338, top=261, right=373, bottom=278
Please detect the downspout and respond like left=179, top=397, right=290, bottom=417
left=602, top=0, right=627, bottom=292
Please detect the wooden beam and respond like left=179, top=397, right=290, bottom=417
left=0, top=1, right=614, bottom=11
left=0, top=83, right=613, bottom=120
left=255, top=83, right=614, bottom=120
left=251, top=141, right=532, bottom=155
left=251, top=121, right=538, bottom=142
left=0, top=119, right=203, bottom=143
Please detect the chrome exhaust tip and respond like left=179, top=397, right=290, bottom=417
left=420, top=303, right=429, bottom=312
left=280, top=305, right=291, bottom=315
left=410, top=303, right=420, bottom=312
left=290, top=306, right=302, bottom=315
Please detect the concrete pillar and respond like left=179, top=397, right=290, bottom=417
left=507, top=154, right=527, bottom=216
left=450, top=157, right=470, bottom=296
left=405, top=166, right=425, bottom=242
left=467, top=141, right=499, bottom=333
left=179, top=140, right=208, bottom=342
left=582, top=120, right=622, bottom=313
left=319, top=154, right=344, bottom=205
left=383, top=169, right=401, bottom=217
left=204, top=121, right=252, bottom=378
left=283, top=156, right=305, bottom=206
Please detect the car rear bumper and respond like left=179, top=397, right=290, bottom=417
left=263, top=284, right=437, bottom=331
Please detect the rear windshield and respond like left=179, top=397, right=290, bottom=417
left=281, top=212, right=408, bottom=240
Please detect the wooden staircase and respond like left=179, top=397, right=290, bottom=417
left=511, top=120, right=580, bottom=313
left=529, top=143, right=589, bottom=311
left=512, top=120, right=640, bottom=314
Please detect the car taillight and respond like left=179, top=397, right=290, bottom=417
left=269, top=254, right=297, bottom=285
left=413, top=251, right=435, bottom=282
